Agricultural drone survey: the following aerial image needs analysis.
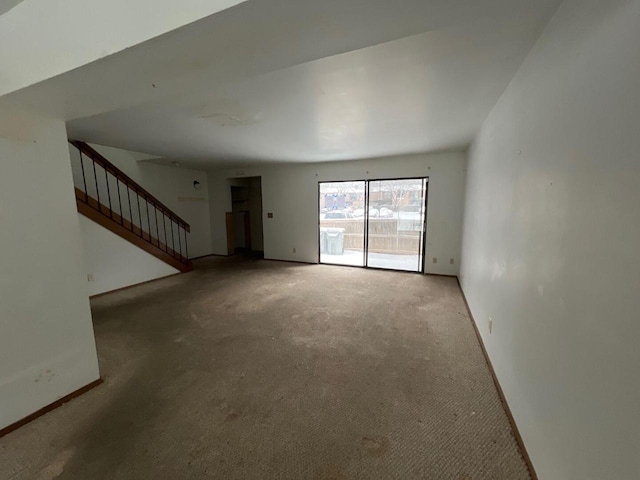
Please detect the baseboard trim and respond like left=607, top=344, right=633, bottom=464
left=89, top=272, right=184, bottom=299
left=190, top=253, right=227, bottom=260
left=425, top=272, right=458, bottom=278
left=263, top=258, right=317, bottom=266
left=456, top=278, right=538, bottom=480
left=0, top=378, right=103, bottom=439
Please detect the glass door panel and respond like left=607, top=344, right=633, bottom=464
left=319, top=181, right=366, bottom=266
left=366, top=178, right=427, bottom=272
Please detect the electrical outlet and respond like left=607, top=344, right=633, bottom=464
left=449, top=258, right=455, bottom=265
left=87, top=274, right=94, bottom=282
left=489, top=317, right=493, bottom=334
left=432, top=257, right=438, bottom=263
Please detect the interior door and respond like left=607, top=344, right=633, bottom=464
left=366, top=178, right=427, bottom=272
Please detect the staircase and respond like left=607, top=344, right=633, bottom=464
left=69, top=141, right=193, bottom=273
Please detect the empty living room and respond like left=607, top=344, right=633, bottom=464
left=1, top=1, right=639, bottom=479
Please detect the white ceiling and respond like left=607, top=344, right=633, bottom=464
left=0, top=0, right=244, bottom=96
left=2, top=0, right=562, bottom=167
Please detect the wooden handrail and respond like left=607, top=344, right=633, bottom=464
left=69, top=140, right=190, bottom=232
left=75, top=188, right=192, bottom=272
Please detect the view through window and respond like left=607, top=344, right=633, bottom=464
left=319, top=178, right=428, bottom=272
left=319, top=181, right=365, bottom=267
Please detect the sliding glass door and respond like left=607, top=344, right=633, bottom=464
left=319, top=181, right=366, bottom=266
left=319, top=178, right=428, bottom=272
left=366, top=178, right=427, bottom=272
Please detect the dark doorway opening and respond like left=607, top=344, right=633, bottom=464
left=226, top=177, right=264, bottom=256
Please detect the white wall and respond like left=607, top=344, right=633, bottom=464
left=69, top=143, right=212, bottom=259
left=79, top=216, right=179, bottom=296
left=459, top=1, right=640, bottom=478
left=0, top=0, right=245, bottom=96
left=208, top=151, right=466, bottom=275
left=0, top=114, right=100, bottom=430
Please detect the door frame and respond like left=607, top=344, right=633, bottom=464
left=317, top=176, right=429, bottom=273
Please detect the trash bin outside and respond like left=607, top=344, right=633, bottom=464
left=319, top=229, right=328, bottom=254
left=325, top=227, right=345, bottom=255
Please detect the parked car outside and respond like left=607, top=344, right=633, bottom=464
left=344, top=208, right=380, bottom=218
left=398, top=205, right=423, bottom=220
left=324, top=211, right=352, bottom=220
left=379, top=207, right=394, bottom=218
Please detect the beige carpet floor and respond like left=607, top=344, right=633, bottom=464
left=0, top=256, right=530, bottom=479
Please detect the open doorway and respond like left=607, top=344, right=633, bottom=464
left=231, top=186, right=252, bottom=252
left=226, top=177, right=264, bottom=255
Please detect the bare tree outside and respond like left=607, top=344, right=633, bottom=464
left=370, top=179, right=421, bottom=213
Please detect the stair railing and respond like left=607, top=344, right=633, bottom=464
left=69, top=140, right=190, bottom=265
